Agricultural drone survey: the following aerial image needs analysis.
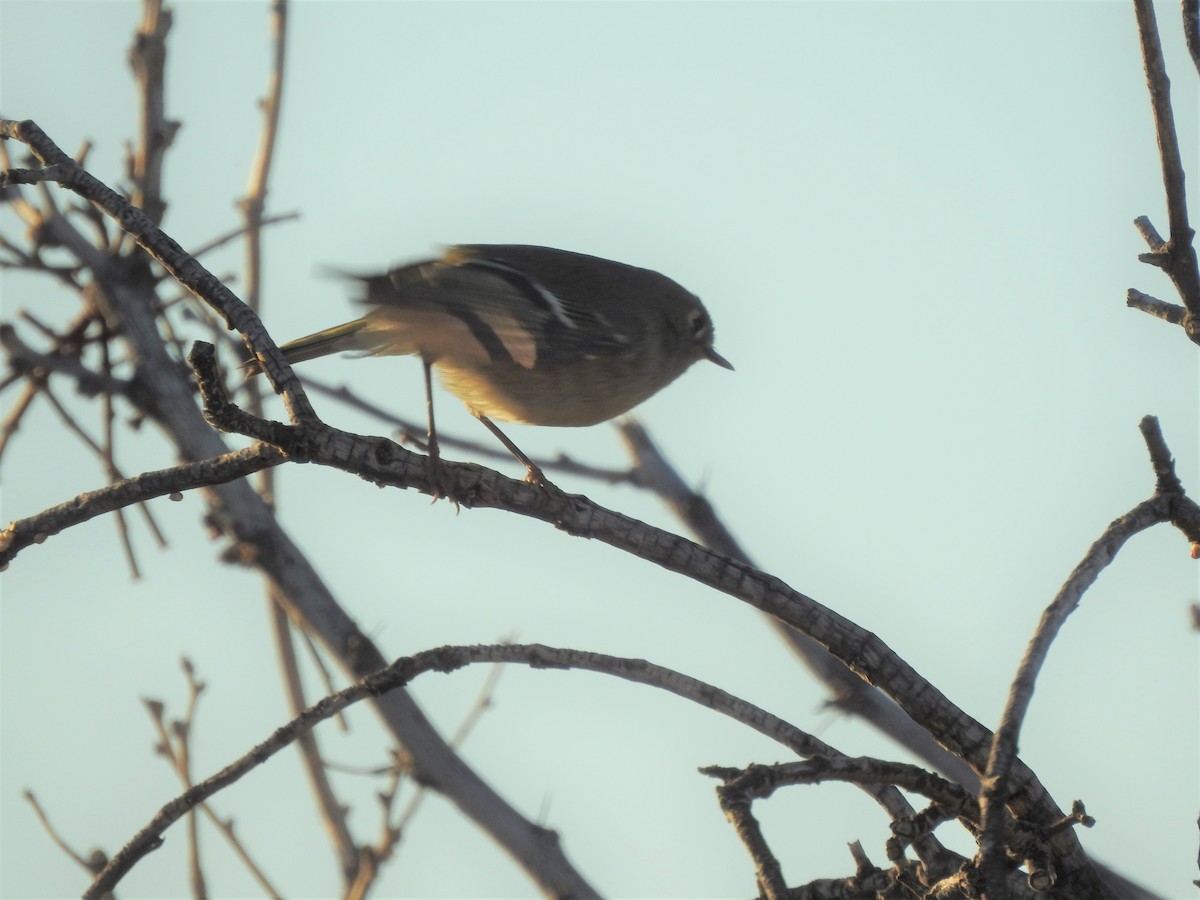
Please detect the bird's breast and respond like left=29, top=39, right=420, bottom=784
left=434, top=355, right=689, bottom=426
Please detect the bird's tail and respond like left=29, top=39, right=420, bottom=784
left=243, top=318, right=371, bottom=375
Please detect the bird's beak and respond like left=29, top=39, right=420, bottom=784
left=705, top=346, right=734, bottom=370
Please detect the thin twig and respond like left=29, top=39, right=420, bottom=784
left=144, top=663, right=282, bottom=899
left=0, top=379, right=39, bottom=462
left=0, top=117, right=318, bottom=423
left=22, top=790, right=108, bottom=876
left=180, top=211, right=300, bottom=266
left=267, top=598, right=360, bottom=884
left=0, top=322, right=137, bottom=402
left=0, top=444, right=286, bottom=568
left=37, top=379, right=143, bottom=578
left=392, top=656, right=508, bottom=836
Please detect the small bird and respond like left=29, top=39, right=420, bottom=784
left=251, top=244, right=732, bottom=485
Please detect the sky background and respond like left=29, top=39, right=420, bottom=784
left=2, top=1, right=1198, bottom=897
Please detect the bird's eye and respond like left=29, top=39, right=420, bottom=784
left=690, top=309, right=710, bottom=339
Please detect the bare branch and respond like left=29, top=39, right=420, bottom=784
left=267, top=599, right=360, bottom=884
left=713, top=775, right=787, bottom=899
left=1, top=88, right=608, bottom=900
left=1131, top=0, right=1200, bottom=342
left=192, top=334, right=1122, bottom=881
left=0, top=444, right=285, bottom=568
left=144, top=664, right=282, bottom=898
left=23, top=790, right=108, bottom=877
left=224, top=0, right=359, bottom=884
left=0, top=377, right=39, bottom=462
left=128, top=0, right=178, bottom=227
left=0, top=322, right=135, bottom=402
left=977, top=416, right=1196, bottom=896
left=238, top=0, right=289, bottom=260
left=704, top=760, right=956, bottom=897
left=0, top=117, right=317, bottom=422
left=617, top=418, right=983, bottom=791
left=37, top=380, right=145, bottom=577
left=1126, top=287, right=1186, bottom=322
left=89, top=642, right=960, bottom=897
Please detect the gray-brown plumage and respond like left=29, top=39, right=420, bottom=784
left=251, top=244, right=731, bottom=483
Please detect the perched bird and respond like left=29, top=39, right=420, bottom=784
left=250, top=244, right=732, bottom=485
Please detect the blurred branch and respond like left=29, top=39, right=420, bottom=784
left=127, top=0, right=178, bottom=228
left=391, top=652, right=507, bottom=833
left=0, top=321, right=138, bottom=403
left=239, top=0, right=288, bottom=272
left=349, top=657, right=508, bottom=899
left=143, top=662, right=282, bottom=898
left=268, top=599, right=360, bottom=884
left=2, top=311, right=168, bottom=575
left=0, top=379, right=38, bottom=461
left=143, top=664, right=208, bottom=896
left=227, top=0, right=364, bottom=886
left=36, top=376, right=149, bottom=577
left=22, top=791, right=109, bottom=879
left=175, top=211, right=300, bottom=271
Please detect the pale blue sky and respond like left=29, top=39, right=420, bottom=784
left=2, top=2, right=1197, bottom=897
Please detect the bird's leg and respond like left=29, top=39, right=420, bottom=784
left=474, top=414, right=549, bottom=486
left=422, top=359, right=441, bottom=466
left=422, top=359, right=453, bottom=500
